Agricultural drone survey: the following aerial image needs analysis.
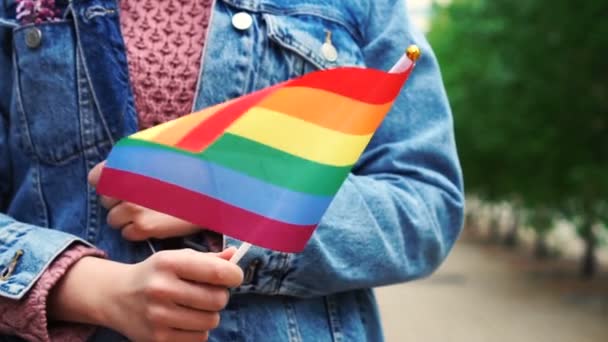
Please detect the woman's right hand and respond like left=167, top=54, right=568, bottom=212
left=49, top=248, right=243, bottom=342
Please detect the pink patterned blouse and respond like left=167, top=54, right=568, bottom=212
left=120, top=0, right=213, bottom=128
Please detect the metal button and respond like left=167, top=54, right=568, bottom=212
left=232, top=12, right=253, bottom=31
left=321, top=30, right=338, bottom=62
left=25, top=27, right=43, bottom=49
left=0, top=249, right=23, bottom=281
left=243, top=258, right=261, bottom=284
left=321, top=43, right=338, bottom=62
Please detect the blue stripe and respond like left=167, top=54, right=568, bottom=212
left=105, top=145, right=333, bottom=226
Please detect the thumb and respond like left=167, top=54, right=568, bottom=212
left=88, top=161, right=106, bottom=187
left=217, top=247, right=238, bottom=261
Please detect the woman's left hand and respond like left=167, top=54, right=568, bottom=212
left=88, top=162, right=200, bottom=241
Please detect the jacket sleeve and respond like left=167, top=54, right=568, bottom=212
left=0, top=5, right=93, bottom=302
left=228, top=0, right=464, bottom=298
left=0, top=245, right=105, bottom=342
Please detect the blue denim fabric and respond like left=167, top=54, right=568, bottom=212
left=0, top=0, right=464, bottom=340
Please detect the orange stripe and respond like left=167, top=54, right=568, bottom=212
left=256, top=87, right=394, bottom=135
left=284, top=66, right=411, bottom=104
left=174, top=85, right=278, bottom=152
left=150, top=102, right=230, bottom=146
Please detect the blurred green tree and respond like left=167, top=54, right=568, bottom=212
left=429, top=0, right=608, bottom=277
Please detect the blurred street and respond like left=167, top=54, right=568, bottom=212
left=377, top=237, right=608, bottom=342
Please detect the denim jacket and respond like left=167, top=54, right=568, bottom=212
left=0, top=0, right=464, bottom=340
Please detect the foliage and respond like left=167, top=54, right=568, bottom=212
left=429, top=0, right=608, bottom=274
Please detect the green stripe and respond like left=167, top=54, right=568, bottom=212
left=117, top=135, right=352, bottom=196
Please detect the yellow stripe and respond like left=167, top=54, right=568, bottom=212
left=257, top=86, right=394, bottom=135
left=226, top=107, right=373, bottom=166
left=150, top=104, right=229, bottom=146
left=129, top=104, right=228, bottom=144
left=130, top=119, right=181, bottom=141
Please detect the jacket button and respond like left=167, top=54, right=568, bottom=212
left=0, top=249, right=24, bottom=281
left=243, top=258, right=261, bottom=284
left=25, top=27, right=43, bottom=49
left=232, top=12, right=253, bottom=31
left=321, top=30, right=338, bottom=62
left=321, top=42, right=338, bottom=62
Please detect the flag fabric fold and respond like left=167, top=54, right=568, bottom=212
left=98, top=60, right=414, bottom=252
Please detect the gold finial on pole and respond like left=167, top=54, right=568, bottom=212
left=406, top=45, right=421, bottom=62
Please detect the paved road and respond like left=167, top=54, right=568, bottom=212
left=376, top=239, right=608, bottom=342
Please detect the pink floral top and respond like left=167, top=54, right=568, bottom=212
left=120, top=0, right=212, bottom=129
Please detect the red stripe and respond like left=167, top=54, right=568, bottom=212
left=285, top=66, right=412, bottom=105
left=174, top=85, right=278, bottom=152
left=174, top=66, right=410, bottom=152
left=98, top=168, right=316, bottom=252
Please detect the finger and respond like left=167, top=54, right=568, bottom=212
left=87, top=161, right=106, bottom=187
left=121, top=222, right=156, bottom=241
left=144, top=212, right=199, bottom=239
left=107, top=202, right=138, bottom=229
left=168, top=330, right=209, bottom=342
left=217, top=247, right=237, bottom=261
left=99, top=195, right=121, bottom=210
left=88, top=161, right=122, bottom=210
left=171, top=280, right=230, bottom=312
left=152, top=303, right=220, bottom=331
left=121, top=211, right=200, bottom=241
left=121, top=223, right=150, bottom=241
left=169, top=250, right=244, bottom=287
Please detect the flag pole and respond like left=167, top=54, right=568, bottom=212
left=229, top=242, right=252, bottom=263
left=228, top=45, right=420, bottom=265
left=391, top=44, right=421, bottom=73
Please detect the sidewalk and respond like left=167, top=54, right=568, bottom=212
left=376, top=239, right=608, bottom=342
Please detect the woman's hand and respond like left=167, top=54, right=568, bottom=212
left=49, top=248, right=244, bottom=342
left=108, top=248, right=243, bottom=341
left=88, top=162, right=200, bottom=241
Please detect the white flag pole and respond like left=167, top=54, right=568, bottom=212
left=390, top=45, right=420, bottom=73
left=227, top=45, right=419, bottom=265
left=229, top=242, right=252, bottom=263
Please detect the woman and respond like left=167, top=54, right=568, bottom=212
left=0, top=0, right=464, bottom=341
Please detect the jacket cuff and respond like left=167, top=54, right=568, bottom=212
left=0, top=244, right=106, bottom=342
left=0, top=222, right=94, bottom=300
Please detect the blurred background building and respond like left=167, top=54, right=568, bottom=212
left=377, top=1, right=608, bottom=341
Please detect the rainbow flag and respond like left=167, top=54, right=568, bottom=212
left=97, top=55, right=415, bottom=252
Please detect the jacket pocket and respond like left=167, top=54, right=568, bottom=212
left=13, top=21, right=87, bottom=164
left=258, top=12, right=365, bottom=84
